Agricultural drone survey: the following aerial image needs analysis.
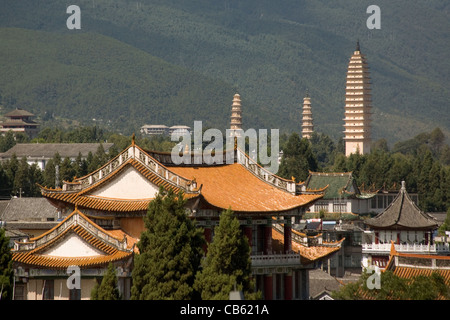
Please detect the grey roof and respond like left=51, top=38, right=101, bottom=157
left=0, top=197, right=59, bottom=222
left=365, top=182, right=439, bottom=230
left=3, top=108, right=35, bottom=117
left=308, top=269, right=344, bottom=299
left=0, top=143, right=114, bottom=159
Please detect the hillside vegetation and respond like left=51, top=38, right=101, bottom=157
left=0, top=0, right=449, bottom=143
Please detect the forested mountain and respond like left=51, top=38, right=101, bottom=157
left=0, top=28, right=238, bottom=134
left=0, top=0, right=449, bottom=143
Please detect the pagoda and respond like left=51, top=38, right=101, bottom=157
left=301, top=91, right=314, bottom=139
left=229, top=93, right=243, bottom=138
left=362, top=181, right=448, bottom=268
left=0, top=108, right=39, bottom=137
left=343, top=41, right=372, bottom=156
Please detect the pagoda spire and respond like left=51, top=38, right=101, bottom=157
left=301, top=90, right=314, bottom=139
left=343, top=41, right=372, bottom=156
left=229, top=93, right=242, bottom=138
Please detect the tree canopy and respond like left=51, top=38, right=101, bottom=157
left=130, top=187, right=204, bottom=300
left=194, top=208, right=259, bottom=300
left=0, top=228, right=13, bottom=300
left=332, top=269, right=450, bottom=300
left=91, top=262, right=121, bottom=300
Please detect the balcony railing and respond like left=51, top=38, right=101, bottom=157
left=362, top=242, right=450, bottom=253
left=250, top=252, right=302, bottom=267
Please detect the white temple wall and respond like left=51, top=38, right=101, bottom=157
left=91, top=166, right=159, bottom=199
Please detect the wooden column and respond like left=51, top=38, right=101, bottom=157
left=264, top=225, right=272, bottom=254
left=243, top=225, right=253, bottom=249
left=284, top=223, right=292, bottom=253
left=264, top=274, right=273, bottom=300
left=284, top=271, right=293, bottom=300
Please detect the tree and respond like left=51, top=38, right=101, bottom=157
left=310, top=132, right=336, bottom=168
left=91, top=263, right=121, bottom=300
left=278, top=133, right=318, bottom=182
left=438, top=207, right=450, bottom=236
left=43, top=152, right=62, bottom=188
left=194, top=208, right=258, bottom=300
left=60, top=157, right=76, bottom=183
left=0, top=228, right=13, bottom=300
left=0, top=131, right=16, bottom=153
left=332, top=270, right=450, bottom=300
left=12, top=157, right=29, bottom=197
left=130, top=188, right=204, bottom=300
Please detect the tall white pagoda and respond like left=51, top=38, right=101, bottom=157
left=343, top=41, right=372, bottom=156
left=301, top=91, right=314, bottom=140
left=229, top=93, right=243, bottom=138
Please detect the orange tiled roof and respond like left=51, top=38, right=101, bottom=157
left=271, top=227, right=342, bottom=264
left=12, top=250, right=132, bottom=269
left=12, top=209, right=134, bottom=269
left=107, top=229, right=139, bottom=253
left=41, top=192, right=154, bottom=213
left=169, top=163, right=323, bottom=212
left=392, top=266, right=450, bottom=286
left=40, top=157, right=199, bottom=212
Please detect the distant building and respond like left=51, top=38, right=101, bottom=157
left=343, top=41, right=372, bottom=156
left=362, top=181, right=449, bottom=269
left=0, top=143, right=114, bottom=170
left=140, top=124, right=191, bottom=139
left=0, top=197, right=60, bottom=239
left=304, top=171, right=377, bottom=216
left=0, top=108, right=39, bottom=138
left=140, top=124, right=169, bottom=135
left=169, top=125, right=191, bottom=139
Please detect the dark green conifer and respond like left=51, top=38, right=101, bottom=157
left=131, top=187, right=204, bottom=300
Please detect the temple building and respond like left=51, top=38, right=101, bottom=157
left=11, top=139, right=342, bottom=300
left=229, top=93, right=243, bottom=138
left=301, top=91, right=314, bottom=139
left=362, top=181, right=449, bottom=269
left=12, top=209, right=137, bottom=300
left=304, top=171, right=377, bottom=216
left=343, top=41, right=372, bottom=156
left=0, top=108, right=39, bottom=138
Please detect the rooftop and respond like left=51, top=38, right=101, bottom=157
left=0, top=142, right=114, bottom=159
left=365, top=181, right=439, bottom=230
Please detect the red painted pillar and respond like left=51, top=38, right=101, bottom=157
left=284, top=224, right=292, bottom=253
left=203, top=227, right=212, bottom=253
left=264, top=274, right=273, bottom=300
left=243, top=225, right=253, bottom=249
left=284, top=272, right=293, bottom=300
left=264, top=225, right=272, bottom=254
